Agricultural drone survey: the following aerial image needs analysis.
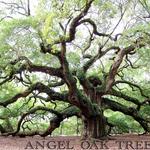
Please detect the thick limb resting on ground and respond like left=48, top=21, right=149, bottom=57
left=102, top=98, right=150, bottom=133
left=1, top=106, right=80, bottom=137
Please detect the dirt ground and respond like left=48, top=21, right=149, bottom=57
left=0, top=134, right=150, bottom=150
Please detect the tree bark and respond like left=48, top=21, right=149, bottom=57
left=82, top=113, right=106, bottom=139
left=81, top=90, right=107, bottom=139
left=79, top=82, right=107, bottom=139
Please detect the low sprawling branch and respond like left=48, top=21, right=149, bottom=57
left=2, top=106, right=62, bottom=136
left=2, top=106, right=80, bottom=137
left=42, top=106, right=80, bottom=137
left=103, top=97, right=150, bottom=132
left=0, top=82, right=68, bottom=107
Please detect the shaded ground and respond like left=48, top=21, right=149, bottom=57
left=0, top=134, right=150, bottom=150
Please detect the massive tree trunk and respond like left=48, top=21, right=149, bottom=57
left=82, top=113, right=106, bottom=139
left=82, top=88, right=107, bottom=139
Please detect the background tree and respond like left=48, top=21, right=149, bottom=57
left=0, top=0, right=150, bottom=139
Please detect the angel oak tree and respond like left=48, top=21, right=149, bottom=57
left=0, top=0, right=150, bottom=139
